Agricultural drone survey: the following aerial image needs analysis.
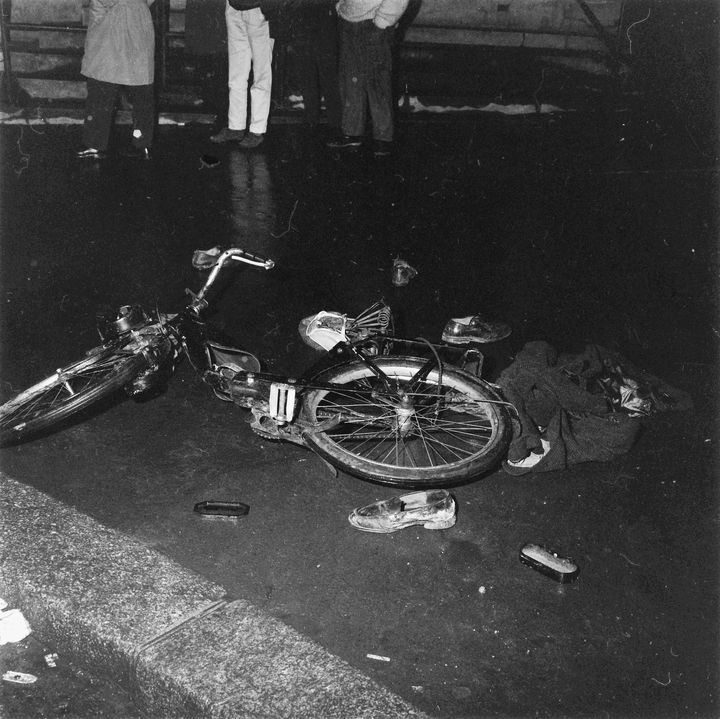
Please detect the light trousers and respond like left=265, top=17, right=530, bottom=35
left=226, top=6, right=274, bottom=134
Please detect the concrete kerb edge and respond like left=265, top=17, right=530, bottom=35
left=0, top=473, right=428, bottom=718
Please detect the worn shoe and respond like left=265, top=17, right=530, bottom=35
left=210, top=127, right=246, bottom=144
left=348, top=489, right=456, bottom=533
left=326, top=134, right=363, bottom=149
left=442, top=315, right=512, bottom=345
left=238, top=132, right=264, bottom=149
left=119, top=146, right=152, bottom=160
left=373, top=139, right=393, bottom=157
left=502, top=438, right=551, bottom=476
left=76, top=147, right=106, bottom=160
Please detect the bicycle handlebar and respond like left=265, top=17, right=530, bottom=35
left=187, top=247, right=275, bottom=313
left=224, top=247, right=275, bottom=271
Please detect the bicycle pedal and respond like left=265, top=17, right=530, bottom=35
left=269, top=382, right=297, bottom=423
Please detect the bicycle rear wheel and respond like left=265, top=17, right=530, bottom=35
left=302, top=356, right=511, bottom=488
left=0, top=343, right=148, bottom=446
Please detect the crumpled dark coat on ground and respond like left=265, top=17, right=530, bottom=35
left=497, top=341, right=693, bottom=474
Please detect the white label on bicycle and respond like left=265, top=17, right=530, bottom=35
left=269, top=383, right=296, bottom=423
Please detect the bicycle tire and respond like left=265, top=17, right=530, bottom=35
left=0, top=343, right=149, bottom=446
left=301, top=356, right=511, bottom=488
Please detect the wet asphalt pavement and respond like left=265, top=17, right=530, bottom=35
left=0, top=100, right=718, bottom=718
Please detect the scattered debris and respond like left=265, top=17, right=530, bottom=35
left=366, top=653, right=391, bottom=662
left=619, top=553, right=641, bottom=567
left=392, top=257, right=417, bottom=287
left=650, top=672, right=671, bottom=687
left=3, top=671, right=38, bottom=685
left=193, top=501, right=249, bottom=519
left=271, top=199, right=299, bottom=238
left=519, top=543, right=579, bottom=583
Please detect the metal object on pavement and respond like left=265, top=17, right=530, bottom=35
left=193, top=501, right=250, bottom=518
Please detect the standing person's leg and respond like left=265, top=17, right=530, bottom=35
left=296, top=41, right=321, bottom=126
left=328, top=19, right=365, bottom=147
left=227, top=8, right=252, bottom=130
left=366, top=26, right=395, bottom=145
left=316, top=12, right=341, bottom=133
left=127, top=83, right=155, bottom=149
left=244, top=7, right=273, bottom=139
left=211, top=5, right=251, bottom=142
left=79, top=77, right=118, bottom=156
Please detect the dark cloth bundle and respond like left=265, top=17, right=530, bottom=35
left=497, top=341, right=692, bottom=474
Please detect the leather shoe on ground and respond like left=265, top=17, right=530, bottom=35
left=442, top=315, right=512, bottom=345
left=119, top=146, right=152, bottom=160
left=76, top=147, right=106, bottom=160
left=238, top=132, right=264, bottom=149
left=210, top=127, right=246, bottom=144
left=348, top=489, right=456, bottom=533
left=326, top=134, right=363, bottom=149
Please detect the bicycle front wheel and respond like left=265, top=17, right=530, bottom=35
left=302, top=356, right=511, bottom=488
left=0, top=343, right=148, bottom=446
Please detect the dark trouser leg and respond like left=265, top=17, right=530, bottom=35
left=317, top=48, right=341, bottom=131
left=82, top=77, right=118, bottom=151
left=316, top=15, right=341, bottom=131
left=296, top=42, right=321, bottom=125
left=366, top=26, right=394, bottom=141
left=127, top=83, right=155, bottom=148
left=338, top=19, right=366, bottom=137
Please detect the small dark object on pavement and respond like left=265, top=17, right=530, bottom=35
left=392, top=258, right=418, bottom=287
left=194, top=500, right=250, bottom=518
left=200, top=154, right=220, bottom=168
left=519, top=543, right=579, bottom=583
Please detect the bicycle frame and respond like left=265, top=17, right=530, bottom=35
left=0, top=245, right=512, bottom=486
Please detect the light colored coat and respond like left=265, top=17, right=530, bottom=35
left=336, top=0, right=410, bottom=28
left=81, top=0, right=155, bottom=86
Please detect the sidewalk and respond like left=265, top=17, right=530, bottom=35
left=0, top=473, right=428, bottom=718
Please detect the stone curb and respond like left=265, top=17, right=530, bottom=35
left=0, top=473, right=429, bottom=718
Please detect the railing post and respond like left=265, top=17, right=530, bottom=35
left=0, top=0, right=18, bottom=105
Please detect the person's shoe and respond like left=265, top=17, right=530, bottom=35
left=119, top=146, right=152, bottom=160
left=441, top=315, right=512, bottom=345
left=210, top=127, right=246, bottom=144
left=76, top=147, right=106, bottom=160
left=373, top=139, right=393, bottom=157
left=502, top=439, right=551, bottom=476
left=348, top=490, right=457, bottom=533
left=238, top=132, right=264, bottom=149
left=326, top=134, right=363, bottom=149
